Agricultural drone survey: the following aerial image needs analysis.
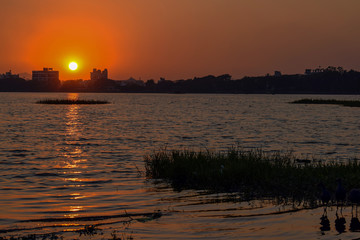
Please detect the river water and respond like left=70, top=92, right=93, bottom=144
left=1, top=93, right=360, bottom=239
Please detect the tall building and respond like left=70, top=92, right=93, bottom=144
left=32, top=68, right=59, bottom=82
left=91, top=68, right=108, bottom=81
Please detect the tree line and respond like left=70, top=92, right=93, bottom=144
left=1, top=67, right=360, bottom=94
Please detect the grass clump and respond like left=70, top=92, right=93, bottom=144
left=145, top=148, right=360, bottom=204
left=36, top=99, right=110, bottom=104
left=291, top=98, right=360, bottom=107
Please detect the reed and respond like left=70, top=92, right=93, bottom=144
left=291, top=98, right=360, bottom=107
left=36, top=99, right=110, bottom=104
left=145, top=148, right=360, bottom=204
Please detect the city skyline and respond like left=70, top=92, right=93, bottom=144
left=1, top=0, right=360, bottom=80
left=2, top=1, right=360, bottom=238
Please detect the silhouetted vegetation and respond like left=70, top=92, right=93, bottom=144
left=0, top=210, right=162, bottom=239
left=2, top=66, right=360, bottom=93
left=291, top=99, right=360, bottom=107
left=145, top=148, right=360, bottom=205
left=0, top=229, right=133, bottom=240
left=36, top=99, right=110, bottom=104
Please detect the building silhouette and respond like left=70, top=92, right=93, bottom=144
left=32, top=68, right=59, bottom=82
left=90, top=68, right=108, bottom=81
left=274, top=71, right=282, bottom=77
left=0, top=70, right=26, bottom=91
left=31, top=68, right=60, bottom=90
left=0, top=70, right=20, bottom=80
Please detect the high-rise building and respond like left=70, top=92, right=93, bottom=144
left=32, top=68, right=59, bottom=82
left=90, top=68, right=108, bottom=81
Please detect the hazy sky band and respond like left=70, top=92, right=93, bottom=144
left=1, top=0, right=360, bottom=80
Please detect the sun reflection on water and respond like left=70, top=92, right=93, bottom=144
left=61, top=93, right=89, bottom=219
left=67, top=93, right=79, bottom=101
left=64, top=209, right=82, bottom=219
left=70, top=193, right=86, bottom=200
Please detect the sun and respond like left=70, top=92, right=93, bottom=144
left=69, top=62, right=78, bottom=71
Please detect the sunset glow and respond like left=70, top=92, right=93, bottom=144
left=4, top=1, right=360, bottom=239
left=1, top=0, right=360, bottom=80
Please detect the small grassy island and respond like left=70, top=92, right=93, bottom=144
left=36, top=99, right=110, bottom=104
left=291, top=99, right=360, bottom=107
left=145, top=148, right=360, bottom=205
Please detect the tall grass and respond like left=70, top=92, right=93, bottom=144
left=145, top=148, right=360, bottom=204
left=36, top=99, right=110, bottom=104
left=291, top=99, right=360, bottom=107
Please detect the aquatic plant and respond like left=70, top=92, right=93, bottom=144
left=110, top=231, right=134, bottom=240
left=0, top=233, right=61, bottom=240
left=291, top=99, right=360, bottom=107
left=0, top=210, right=160, bottom=239
left=77, top=225, right=99, bottom=236
left=144, top=148, right=360, bottom=205
left=36, top=99, right=110, bottom=104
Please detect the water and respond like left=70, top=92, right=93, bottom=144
left=1, top=92, right=360, bottom=239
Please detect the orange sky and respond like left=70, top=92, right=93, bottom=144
left=1, top=0, right=360, bottom=80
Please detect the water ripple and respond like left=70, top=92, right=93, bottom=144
left=1, top=93, right=360, bottom=239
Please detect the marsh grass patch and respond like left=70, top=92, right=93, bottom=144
left=145, top=148, right=360, bottom=205
left=36, top=99, right=110, bottom=104
left=291, top=99, right=360, bottom=107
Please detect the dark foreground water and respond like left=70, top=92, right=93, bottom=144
left=1, top=93, right=360, bottom=239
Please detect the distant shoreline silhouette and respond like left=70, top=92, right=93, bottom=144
left=1, top=66, right=360, bottom=94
